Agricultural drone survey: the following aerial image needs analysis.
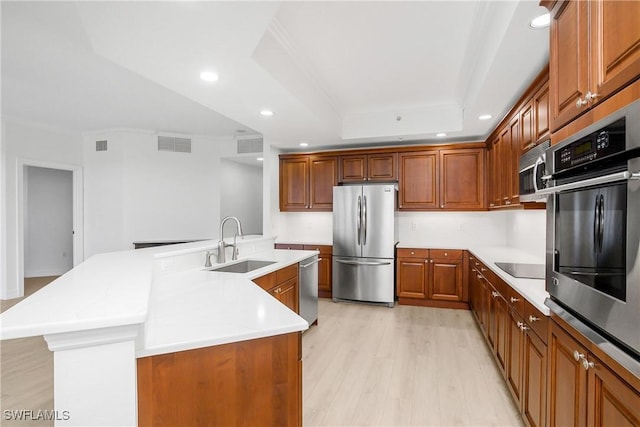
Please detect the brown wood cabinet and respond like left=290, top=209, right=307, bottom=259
left=275, top=243, right=332, bottom=299
left=253, top=263, right=299, bottom=314
left=397, top=248, right=467, bottom=309
left=399, top=148, right=485, bottom=211
left=339, top=152, right=397, bottom=182
left=279, top=155, right=337, bottom=211
left=548, top=319, right=640, bottom=427
left=548, top=0, right=640, bottom=131
left=137, top=332, right=302, bottom=427
left=469, top=254, right=548, bottom=427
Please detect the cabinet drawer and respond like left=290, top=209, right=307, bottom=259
left=303, top=244, right=332, bottom=255
left=253, top=272, right=276, bottom=291
left=275, top=243, right=305, bottom=250
left=524, top=300, right=548, bottom=344
left=430, top=249, right=463, bottom=260
left=397, top=248, right=429, bottom=258
left=505, top=286, right=525, bottom=317
left=276, top=264, right=298, bottom=283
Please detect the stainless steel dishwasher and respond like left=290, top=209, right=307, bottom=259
left=299, top=255, right=319, bottom=327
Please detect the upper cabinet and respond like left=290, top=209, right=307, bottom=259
left=399, top=147, right=485, bottom=211
left=279, top=155, right=337, bottom=212
left=548, top=0, right=640, bottom=131
left=339, top=152, right=397, bottom=183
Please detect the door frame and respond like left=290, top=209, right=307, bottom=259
left=16, top=159, right=83, bottom=296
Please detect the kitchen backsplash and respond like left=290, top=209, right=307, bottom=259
left=273, top=209, right=546, bottom=258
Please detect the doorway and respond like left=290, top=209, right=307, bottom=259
left=220, top=156, right=263, bottom=235
left=16, top=160, right=83, bottom=297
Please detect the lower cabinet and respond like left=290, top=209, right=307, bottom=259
left=397, top=248, right=467, bottom=309
left=275, top=243, right=333, bottom=298
left=137, top=332, right=302, bottom=427
left=253, top=264, right=299, bottom=313
left=548, top=319, right=640, bottom=427
left=469, top=253, right=548, bottom=427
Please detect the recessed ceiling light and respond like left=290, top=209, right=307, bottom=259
left=257, top=157, right=264, bottom=161
left=299, top=142, right=309, bottom=147
left=437, top=133, right=447, bottom=137
left=478, top=114, right=493, bottom=120
left=530, top=13, right=550, bottom=29
left=260, top=109, right=274, bottom=117
left=200, top=71, right=219, bottom=82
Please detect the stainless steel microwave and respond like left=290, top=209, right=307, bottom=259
left=519, top=140, right=550, bottom=202
left=541, top=99, right=640, bottom=359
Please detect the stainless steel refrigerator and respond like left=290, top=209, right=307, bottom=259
left=332, top=184, right=397, bottom=307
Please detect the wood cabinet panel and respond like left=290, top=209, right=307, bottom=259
left=522, top=327, right=547, bottom=427
left=397, top=248, right=430, bottom=258
left=430, top=260, right=462, bottom=302
left=339, top=155, right=367, bottom=182
left=398, top=151, right=439, bottom=210
left=254, top=264, right=299, bottom=314
left=309, top=156, right=338, bottom=210
left=275, top=243, right=305, bottom=250
left=507, top=310, right=525, bottom=405
left=272, top=277, right=298, bottom=313
left=534, top=82, right=550, bottom=143
left=339, top=152, right=397, bottom=182
left=521, top=101, right=535, bottom=153
left=280, top=157, right=309, bottom=211
left=440, top=149, right=485, bottom=210
left=396, top=258, right=428, bottom=299
left=137, top=333, right=302, bottom=427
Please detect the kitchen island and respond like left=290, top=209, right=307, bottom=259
left=0, top=236, right=312, bottom=426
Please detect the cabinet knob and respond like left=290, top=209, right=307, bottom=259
left=573, top=350, right=585, bottom=362
left=582, top=358, right=595, bottom=370
left=576, top=97, right=588, bottom=109
left=585, top=91, right=599, bottom=103
left=480, top=267, right=487, bottom=272
left=440, top=204, right=444, bottom=208
left=444, top=252, right=448, bottom=256
left=411, top=251, right=415, bottom=255
left=510, top=297, right=520, bottom=303
left=491, top=291, right=500, bottom=298
left=476, top=274, right=482, bottom=279
left=475, top=262, right=480, bottom=266
left=528, top=315, right=540, bottom=323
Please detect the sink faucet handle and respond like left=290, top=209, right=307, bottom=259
left=204, top=250, right=214, bottom=268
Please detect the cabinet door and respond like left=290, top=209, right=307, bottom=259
left=550, top=0, right=590, bottom=131
left=522, top=329, right=547, bottom=427
left=507, top=310, right=525, bottom=405
left=490, top=137, right=502, bottom=208
left=494, top=292, right=509, bottom=373
left=429, top=259, right=462, bottom=302
left=487, top=141, right=497, bottom=208
left=398, top=151, right=439, bottom=210
left=397, top=258, right=428, bottom=299
left=440, top=149, right=485, bottom=210
left=521, top=101, right=535, bottom=153
left=280, top=157, right=309, bottom=211
left=309, top=156, right=337, bottom=211
left=339, top=155, right=367, bottom=182
left=509, top=118, right=520, bottom=205
left=534, top=82, right=550, bottom=143
left=273, top=277, right=298, bottom=314
left=548, top=321, right=588, bottom=427
left=587, top=354, right=640, bottom=427
left=368, top=153, right=397, bottom=181
left=499, top=126, right=513, bottom=206
left=589, top=0, right=640, bottom=108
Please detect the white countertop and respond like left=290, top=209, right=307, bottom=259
left=0, top=237, right=313, bottom=357
left=467, top=246, right=549, bottom=315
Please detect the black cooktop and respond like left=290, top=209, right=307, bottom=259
left=495, top=262, right=545, bottom=280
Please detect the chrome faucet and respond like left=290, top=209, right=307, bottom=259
left=217, top=216, right=243, bottom=263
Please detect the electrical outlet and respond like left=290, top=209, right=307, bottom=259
left=411, top=222, right=417, bottom=231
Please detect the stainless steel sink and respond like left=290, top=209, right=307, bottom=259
left=205, top=259, right=276, bottom=273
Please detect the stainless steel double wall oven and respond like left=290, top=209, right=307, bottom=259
left=542, top=100, right=640, bottom=359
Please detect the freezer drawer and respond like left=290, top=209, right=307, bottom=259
left=332, top=256, right=395, bottom=307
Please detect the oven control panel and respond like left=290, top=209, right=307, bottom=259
left=554, top=118, right=625, bottom=172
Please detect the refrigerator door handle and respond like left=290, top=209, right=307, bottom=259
left=336, top=259, right=391, bottom=266
left=357, top=195, right=362, bottom=245
left=362, top=195, right=367, bottom=246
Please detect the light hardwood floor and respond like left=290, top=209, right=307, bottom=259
left=1, top=277, right=55, bottom=427
left=1, top=284, right=523, bottom=427
left=303, top=300, right=523, bottom=427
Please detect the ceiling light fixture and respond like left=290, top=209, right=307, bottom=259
left=478, top=114, right=493, bottom=120
left=257, top=157, right=264, bottom=161
left=530, top=13, right=550, bottom=29
left=200, top=71, right=219, bottom=82
left=299, top=142, right=309, bottom=147
left=437, top=133, right=447, bottom=137
left=260, top=109, right=274, bottom=117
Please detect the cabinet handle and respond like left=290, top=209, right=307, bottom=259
left=476, top=274, right=482, bottom=279
left=510, top=297, right=520, bottom=303
left=505, top=200, right=511, bottom=205
left=430, top=259, right=434, bottom=264
left=444, top=252, right=448, bottom=256
left=528, top=315, right=540, bottom=323
left=480, top=267, right=487, bottom=272
left=491, top=291, right=500, bottom=298
left=411, top=251, right=415, bottom=255
left=573, top=350, right=585, bottom=362
left=576, top=97, right=588, bottom=109
left=517, top=321, right=524, bottom=329
left=440, top=204, right=444, bottom=208
left=585, top=91, right=599, bottom=103
left=475, top=262, right=480, bottom=266
left=582, top=358, right=595, bottom=370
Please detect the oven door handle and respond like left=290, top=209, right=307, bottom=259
left=598, top=194, right=604, bottom=253
left=536, top=171, right=635, bottom=195
left=532, top=157, right=543, bottom=193
left=594, top=195, right=600, bottom=254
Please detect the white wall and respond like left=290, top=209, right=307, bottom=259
left=1, top=119, right=83, bottom=298
left=220, top=159, right=263, bottom=235
left=83, top=130, right=225, bottom=257
left=505, top=209, right=546, bottom=258
left=24, top=166, right=74, bottom=277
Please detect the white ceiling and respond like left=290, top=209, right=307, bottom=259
left=1, top=1, right=549, bottom=151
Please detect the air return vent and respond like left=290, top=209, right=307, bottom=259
left=96, top=140, right=108, bottom=152
left=158, top=136, right=192, bottom=153
left=236, top=135, right=263, bottom=154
